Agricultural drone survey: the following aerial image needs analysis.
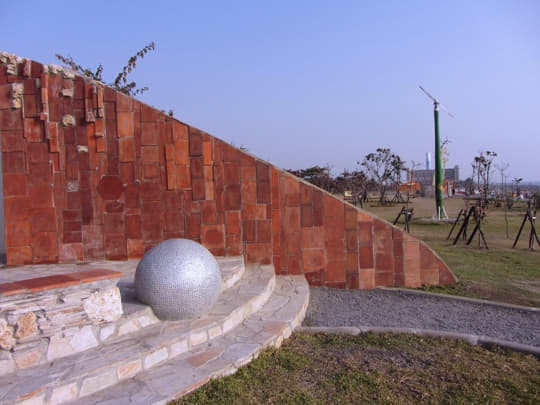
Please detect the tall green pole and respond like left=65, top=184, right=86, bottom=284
left=433, top=101, right=444, bottom=220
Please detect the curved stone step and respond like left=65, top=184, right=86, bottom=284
left=0, top=263, right=273, bottom=405
left=74, top=275, right=309, bottom=405
left=116, top=256, right=245, bottom=339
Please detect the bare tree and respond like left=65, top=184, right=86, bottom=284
left=473, top=150, right=497, bottom=205
left=405, top=160, right=422, bottom=209
left=495, top=160, right=510, bottom=237
left=287, top=165, right=335, bottom=192
left=361, top=148, right=404, bottom=205
left=391, top=155, right=407, bottom=203
left=335, top=169, right=369, bottom=207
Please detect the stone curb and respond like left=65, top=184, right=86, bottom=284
left=379, top=287, right=539, bottom=313
left=297, top=326, right=540, bottom=359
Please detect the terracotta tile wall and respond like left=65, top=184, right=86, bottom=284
left=0, top=55, right=457, bottom=288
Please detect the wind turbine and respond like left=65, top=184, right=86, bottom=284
left=419, top=85, right=454, bottom=220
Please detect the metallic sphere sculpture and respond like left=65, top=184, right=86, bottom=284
left=134, top=239, right=222, bottom=320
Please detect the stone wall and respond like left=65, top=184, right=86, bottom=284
left=0, top=52, right=457, bottom=289
left=0, top=269, right=123, bottom=375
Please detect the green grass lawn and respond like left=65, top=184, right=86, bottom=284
left=360, top=197, right=540, bottom=307
left=174, top=333, right=540, bottom=405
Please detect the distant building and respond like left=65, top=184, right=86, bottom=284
left=410, top=166, right=459, bottom=197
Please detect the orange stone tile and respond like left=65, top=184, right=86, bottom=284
left=323, top=194, right=344, bottom=217
left=287, top=255, right=301, bottom=274
left=300, top=205, right=313, bottom=227
left=300, top=183, right=312, bottom=204
left=16, top=274, right=79, bottom=293
left=301, top=227, right=324, bottom=249
left=439, top=261, right=458, bottom=285
left=325, top=239, right=346, bottom=262
left=375, top=252, right=394, bottom=272
left=346, top=271, right=359, bottom=289
left=6, top=246, right=33, bottom=265
left=187, top=348, right=224, bottom=367
left=283, top=206, right=300, bottom=230
left=0, top=282, right=27, bottom=296
left=420, top=243, right=439, bottom=270
left=201, top=224, right=225, bottom=249
left=324, top=216, right=345, bottom=241
left=241, top=181, right=257, bottom=205
left=241, top=166, right=256, bottom=181
left=245, top=243, right=272, bottom=264
left=301, top=249, right=325, bottom=272
left=420, top=267, right=439, bottom=286
left=70, top=269, right=122, bottom=282
left=347, top=252, right=359, bottom=271
left=344, top=208, right=357, bottom=230
left=375, top=271, right=394, bottom=287
left=203, top=140, right=212, bottom=165
left=357, top=209, right=373, bottom=223
left=117, top=112, right=134, bottom=137
left=346, top=230, right=358, bottom=252
left=256, top=221, right=272, bottom=243
left=359, top=268, right=375, bottom=289
left=325, top=260, right=346, bottom=282
left=359, top=246, right=374, bottom=268
left=174, top=139, right=189, bottom=165
left=242, top=204, right=267, bottom=220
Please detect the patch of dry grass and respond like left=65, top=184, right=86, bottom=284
left=173, top=333, right=540, bottom=405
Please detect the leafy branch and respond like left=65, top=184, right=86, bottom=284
left=55, top=41, right=155, bottom=96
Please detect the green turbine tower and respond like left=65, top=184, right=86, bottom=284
left=419, top=86, right=454, bottom=220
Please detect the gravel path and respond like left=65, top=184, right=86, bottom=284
left=304, top=288, right=540, bottom=347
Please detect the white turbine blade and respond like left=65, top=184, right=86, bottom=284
left=419, top=85, right=437, bottom=102
left=439, top=103, right=455, bottom=118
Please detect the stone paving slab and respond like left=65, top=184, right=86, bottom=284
left=0, top=257, right=244, bottom=288
left=0, top=262, right=273, bottom=405
left=73, top=275, right=309, bottom=405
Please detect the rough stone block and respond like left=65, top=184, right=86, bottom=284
left=0, top=319, right=15, bottom=350
left=83, top=287, right=123, bottom=323
left=15, top=312, right=38, bottom=339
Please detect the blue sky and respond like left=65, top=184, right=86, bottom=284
left=2, top=0, right=539, bottom=182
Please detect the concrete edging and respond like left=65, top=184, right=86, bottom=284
left=379, top=287, right=539, bottom=313
left=297, top=326, right=540, bottom=359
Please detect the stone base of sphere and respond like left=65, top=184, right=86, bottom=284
left=134, top=239, right=222, bottom=320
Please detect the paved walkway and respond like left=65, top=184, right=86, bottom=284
left=304, top=287, right=540, bottom=348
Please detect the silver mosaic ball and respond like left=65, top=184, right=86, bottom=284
left=134, top=239, right=222, bottom=320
